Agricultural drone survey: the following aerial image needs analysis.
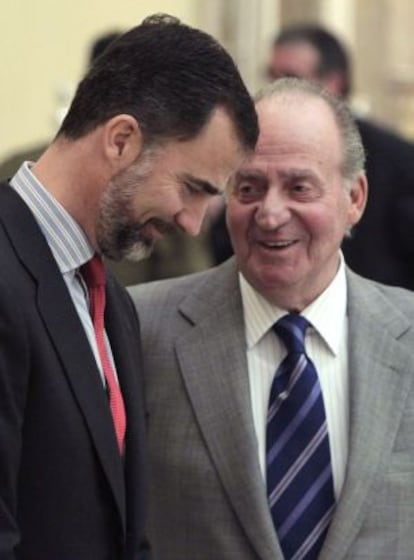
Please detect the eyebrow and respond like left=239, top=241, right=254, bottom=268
left=182, top=173, right=221, bottom=195
left=233, top=169, right=265, bottom=181
left=235, top=168, right=319, bottom=181
left=279, top=168, right=319, bottom=182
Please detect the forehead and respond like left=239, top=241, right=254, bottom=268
left=163, top=107, right=247, bottom=191
left=243, top=95, right=342, bottom=172
left=270, top=42, right=320, bottom=79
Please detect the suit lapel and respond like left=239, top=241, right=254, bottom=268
left=320, top=270, right=414, bottom=559
left=0, top=187, right=126, bottom=531
left=176, top=260, right=282, bottom=560
left=106, top=279, right=147, bottom=537
left=105, top=280, right=141, bottom=445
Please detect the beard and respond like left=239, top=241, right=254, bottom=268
left=96, top=147, right=173, bottom=262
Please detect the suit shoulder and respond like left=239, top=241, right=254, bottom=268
left=349, top=270, right=414, bottom=318
left=374, top=282, right=414, bottom=311
left=128, top=258, right=238, bottom=323
left=128, top=267, right=215, bottom=309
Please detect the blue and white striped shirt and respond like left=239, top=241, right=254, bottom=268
left=10, top=161, right=116, bottom=385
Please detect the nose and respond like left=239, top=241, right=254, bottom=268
left=175, top=198, right=210, bottom=236
left=254, top=189, right=290, bottom=230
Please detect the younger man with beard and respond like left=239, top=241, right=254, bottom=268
left=0, top=14, right=258, bottom=560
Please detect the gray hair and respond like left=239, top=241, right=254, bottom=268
left=254, top=77, right=365, bottom=184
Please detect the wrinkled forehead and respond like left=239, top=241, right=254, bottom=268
left=255, top=92, right=336, bottom=130
left=247, top=93, right=343, bottom=168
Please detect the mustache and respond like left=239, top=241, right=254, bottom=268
left=145, top=218, right=177, bottom=236
left=114, top=218, right=177, bottom=250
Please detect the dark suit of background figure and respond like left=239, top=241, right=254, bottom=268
left=209, top=116, right=414, bottom=290
left=0, top=144, right=45, bottom=182
left=0, top=185, right=148, bottom=559
left=347, top=118, right=414, bottom=288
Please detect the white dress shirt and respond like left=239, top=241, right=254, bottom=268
left=240, top=258, right=349, bottom=499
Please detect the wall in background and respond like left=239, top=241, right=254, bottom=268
left=0, top=0, right=200, bottom=160
left=3, top=0, right=414, bottom=164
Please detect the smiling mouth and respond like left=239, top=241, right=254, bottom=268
left=258, top=240, right=298, bottom=249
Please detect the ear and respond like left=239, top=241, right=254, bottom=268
left=347, top=172, right=368, bottom=227
left=322, top=71, right=346, bottom=97
left=103, top=114, right=143, bottom=172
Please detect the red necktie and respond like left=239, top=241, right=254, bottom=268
left=81, top=255, right=126, bottom=454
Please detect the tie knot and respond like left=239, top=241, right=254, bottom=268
left=273, top=313, right=309, bottom=354
left=80, top=255, right=106, bottom=288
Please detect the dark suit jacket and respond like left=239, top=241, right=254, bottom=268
left=209, top=117, right=414, bottom=289
left=343, top=118, right=414, bottom=288
left=0, top=184, right=149, bottom=559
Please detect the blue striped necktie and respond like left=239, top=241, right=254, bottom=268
left=266, top=314, right=335, bottom=560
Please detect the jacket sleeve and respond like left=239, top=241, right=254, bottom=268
left=0, top=280, right=30, bottom=558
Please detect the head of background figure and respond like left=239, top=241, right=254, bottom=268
left=57, top=13, right=258, bottom=152
left=267, top=24, right=352, bottom=99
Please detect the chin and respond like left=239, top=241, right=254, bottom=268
left=249, top=268, right=296, bottom=292
left=123, top=242, right=154, bottom=263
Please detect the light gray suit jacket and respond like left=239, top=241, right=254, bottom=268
left=129, top=257, right=414, bottom=559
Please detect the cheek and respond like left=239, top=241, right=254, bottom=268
left=305, top=201, right=345, bottom=237
left=226, top=205, right=250, bottom=242
left=133, top=188, right=179, bottom=219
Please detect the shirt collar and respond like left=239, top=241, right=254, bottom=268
left=10, top=162, right=94, bottom=273
left=240, top=254, right=347, bottom=356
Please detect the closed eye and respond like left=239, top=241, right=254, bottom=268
left=184, top=181, right=203, bottom=195
left=182, top=175, right=220, bottom=196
